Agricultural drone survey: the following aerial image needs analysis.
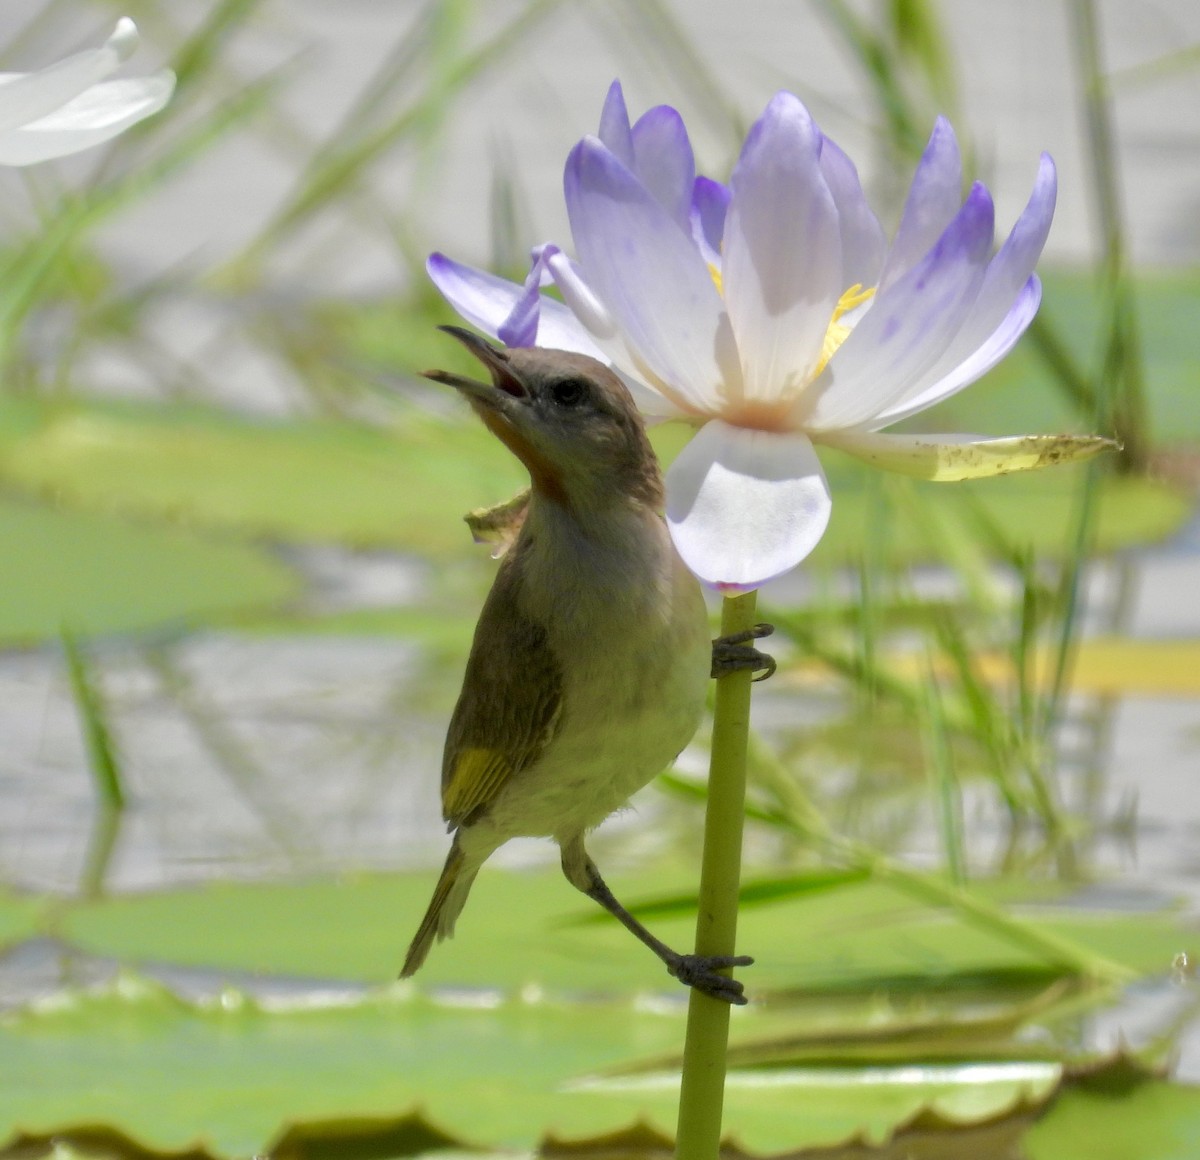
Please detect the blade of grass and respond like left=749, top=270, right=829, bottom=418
left=62, top=630, right=124, bottom=811
left=229, top=0, right=562, bottom=279
left=62, top=630, right=126, bottom=898
left=921, top=652, right=965, bottom=885
left=1069, top=0, right=1149, bottom=469
left=930, top=605, right=1028, bottom=817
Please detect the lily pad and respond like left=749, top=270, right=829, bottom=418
left=1025, top=1069, right=1200, bottom=1160
left=3, top=974, right=1195, bottom=1160
left=0, top=973, right=1066, bottom=1159
left=0, top=396, right=523, bottom=556
left=53, top=869, right=1195, bottom=997
left=0, top=495, right=298, bottom=645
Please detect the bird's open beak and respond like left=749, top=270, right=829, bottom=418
left=424, top=327, right=559, bottom=490
left=423, top=326, right=529, bottom=412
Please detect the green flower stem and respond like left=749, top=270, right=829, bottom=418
left=675, top=590, right=757, bottom=1160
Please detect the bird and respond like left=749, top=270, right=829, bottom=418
left=401, top=326, right=772, bottom=1003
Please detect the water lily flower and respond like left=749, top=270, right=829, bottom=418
left=0, top=18, right=174, bottom=167
left=429, top=83, right=1110, bottom=590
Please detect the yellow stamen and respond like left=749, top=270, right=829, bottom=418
left=814, top=283, right=874, bottom=378
left=708, top=262, right=723, bottom=296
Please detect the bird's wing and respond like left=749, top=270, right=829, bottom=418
left=441, top=553, right=563, bottom=827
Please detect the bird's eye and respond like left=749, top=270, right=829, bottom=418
left=548, top=377, right=588, bottom=408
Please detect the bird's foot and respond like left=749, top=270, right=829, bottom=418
left=666, top=952, right=755, bottom=1005
left=711, top=622, right=776, bottom=682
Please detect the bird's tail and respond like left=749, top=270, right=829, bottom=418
left=400, top=839, right=480, bottom=978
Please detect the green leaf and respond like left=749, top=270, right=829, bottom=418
left=1026, top=1071, right=1200, bottom=1160
left=0, top=975, right=687, bottom=1157
left=5, top=975, right=1191, bottom=1160
left=0, top=496, right=298, bottom=645
left=0, top=973, right=1067, bottom=1159
left=54, top=869, right=1195, bottom=997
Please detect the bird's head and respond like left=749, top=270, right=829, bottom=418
left=424, top=327, right=661, bottom=512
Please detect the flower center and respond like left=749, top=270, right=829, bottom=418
left=708, top=265, right=875, bottom=383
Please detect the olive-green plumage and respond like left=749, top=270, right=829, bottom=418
left=401, top=328, right=756, bottom=1003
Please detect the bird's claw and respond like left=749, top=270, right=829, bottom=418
left=711, top=622, right=776, bottom=682
left=668, top=953, right=755, bottom=1005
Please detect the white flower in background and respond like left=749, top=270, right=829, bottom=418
left=0, top=18, right=174, bottom=167
left=429, top=83, right=1113, bottom=591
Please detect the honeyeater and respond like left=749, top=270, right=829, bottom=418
left=401, top=326, right=771, bottom=1003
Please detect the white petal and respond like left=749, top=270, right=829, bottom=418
left=545, top=249, right=616, bottom=339
left=877, top=117, right=963, bottom=293
left=0, top=72, right=174, bottom=165
left=630, top=104, right=695, bottom=229
left=722, top=92, right=842, bottom=403
left=869, top=155, right=1057, bottom=426
left=565, top=135, right=738, bottom=409
left=545, top=250, right=683, bottom=419
left=665, top=420, right=832, bottom=590
left=596, top=79, right=634, bottom=168
left=868, top=275, right=1041, bottom=428
left=0, top=18, right=139, bottom=138
left=818, top=133, right=885, bottom=289
left=819, top=428, right=1117, bottom=480
left=802, top=184, right=995, bottom=431
left=690, top=176, right=729, bottom=270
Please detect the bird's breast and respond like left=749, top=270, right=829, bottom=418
left=480, top=504, right=711, bottom=842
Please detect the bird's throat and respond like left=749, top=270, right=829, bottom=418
left=476, top=406, right=569, bottom=508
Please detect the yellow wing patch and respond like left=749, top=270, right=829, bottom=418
left=443, top=746, right=515, bottom=824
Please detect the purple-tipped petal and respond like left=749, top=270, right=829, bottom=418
left=690, top=176, right=730, bottom=269
left=818, top=133, right=886, bottom=290
left=428, top=252, right=520, bottom=337
left=597, top=79, right=634, bottom=168
left=631, top=104, right=695, bottom=229
left=869, top=275, right=1042, bottom=429
left=426, top=252, right=604, bottom=358
left=496, top=244, right=557, bottom=348
left=565, top=135, right=738, bottom=409
left=878, top=117, right=963, bottom=293
left=804, top=182, right=996, bottom=431
left=869, top=154, right=1056, bottom=426
left=721, top=92, right=842, bottom=403
left=546, top=249, right=683, bottom=418
left=665, top=420, right=832, bottom=589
